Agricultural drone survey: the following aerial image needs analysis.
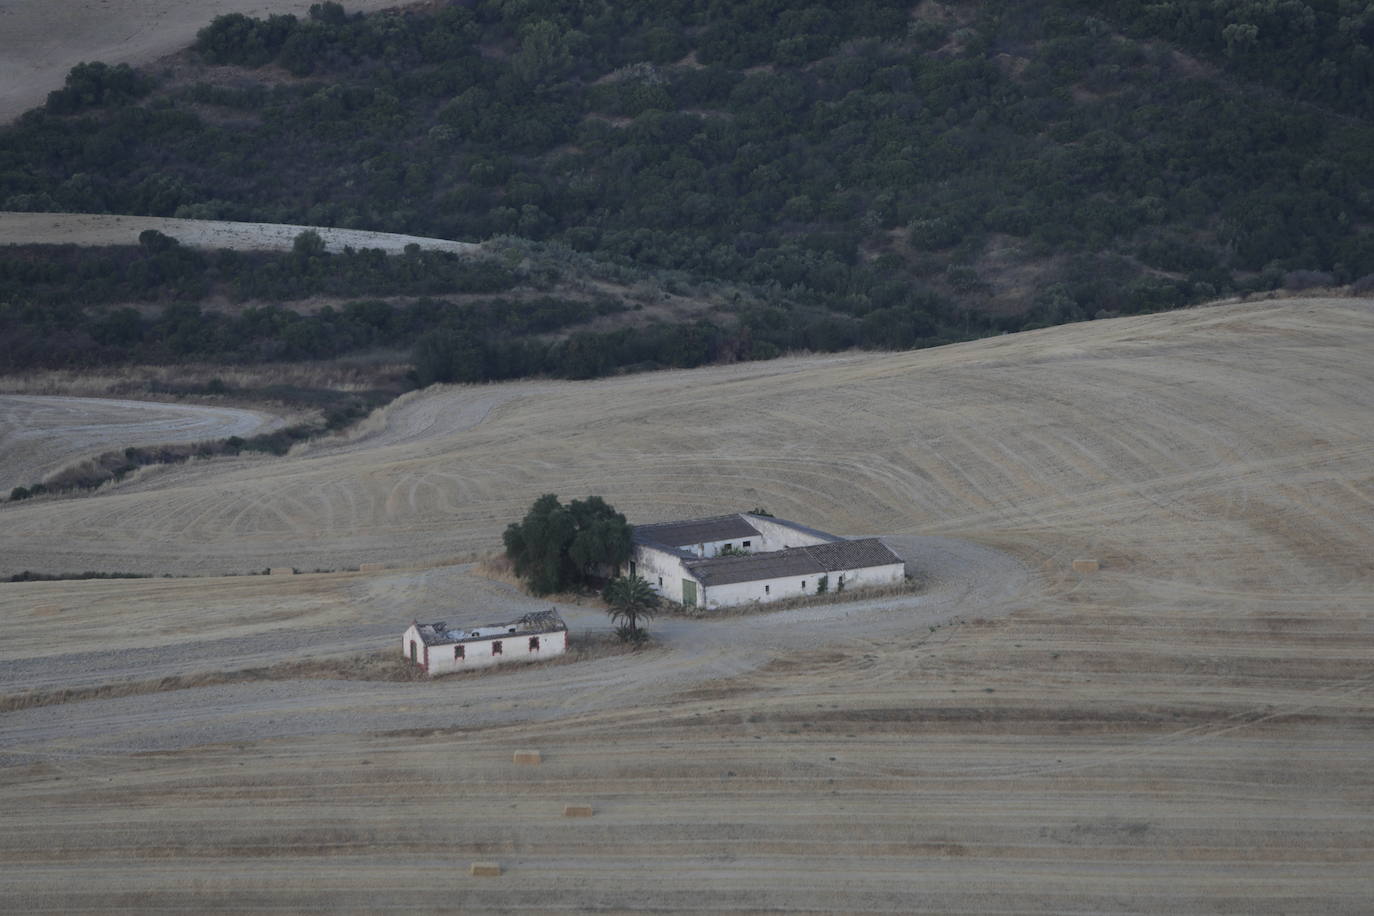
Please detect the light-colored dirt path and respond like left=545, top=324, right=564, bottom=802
left=0, top=0, right=406, bottom=124
left=1, top=298, right=1372, bottom=912
left=0, top=211, right=479, bottom=254
left=0, top=537, right=1023, bottom=755
left=0, top=394, right=284, bottom=491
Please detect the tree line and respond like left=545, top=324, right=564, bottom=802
left=3, top=0, right=1371, bottom=332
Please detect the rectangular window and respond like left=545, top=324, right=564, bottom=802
left=764, top=585, right=770, bottom=595
left=630, top=561, right=636, bottom=576
left=529, top=636, right=540, bottom=652
left=658, top=576, right=663, bottom=586
left=723, top=542, right=732, bottom=550
left=455, top=645, right=465, bottom=660
left=409, top=641, right=417, bottom=663
left=801, top=580, right=807, bottom=590
left=492, top=640, right=503, bottom=656
left=743, top=540, right=751, bottom=547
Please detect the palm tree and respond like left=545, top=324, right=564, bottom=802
left=603, top=574, right=658, bottom=640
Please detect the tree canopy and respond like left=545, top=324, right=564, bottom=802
left=502, top=494, right=632, bottom=595
left=5, top=0, right=1374, bottom=381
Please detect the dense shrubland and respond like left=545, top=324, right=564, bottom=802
left=3, top=0, right=1373, bottom=383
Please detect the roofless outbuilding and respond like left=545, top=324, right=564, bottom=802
left=629, top=513, right=906, bottom=610
left=403, top=609, right=567, bottom=676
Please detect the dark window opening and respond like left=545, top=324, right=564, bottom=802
left=630, top=560, right=636, bottom=576
left=455, top=644, right=465, bottom=659
left=529, top=636, right=540, bottom=652
left=658, top=576, right=663, bottom=586
left=743, top=540, right=751, bottom=547
left=764, top=585, right=770, bottom=595
left=409, top=640, right=417, bottom=663
left=492, top=640, right=503, bottom=656
left=801, top=580, right=807, bottom=589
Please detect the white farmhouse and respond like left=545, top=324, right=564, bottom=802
left=630, top=513, right=906, bottom=609
left=402, top=609, right=567, bottom=676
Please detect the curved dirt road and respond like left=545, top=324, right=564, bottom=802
left=0, top=394, right=284, bottom=491
left=0, top=536, right=1030, bottom=760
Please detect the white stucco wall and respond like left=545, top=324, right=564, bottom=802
left=699, top=561, right=906, bottom=610
left=659, top=536, right=756, bottom=558
left=743, top=515, right=837, bottom=551
left=633, top=544, right=701, bottom=603
left=836, top=562, right=907, bottom=591
left=403, top=625, right=566, bottom=675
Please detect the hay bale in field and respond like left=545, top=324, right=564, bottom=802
left=31, top=604, right=60, bottom=616
left=469, top=862, right=502, bottom=877
left=1072, top=558, right=1099, bottom=574
left=512, top=750, right=542, bottom=765
left=359, top=562, right=385, bottom=572
left=270, top=567, right=294, bottom=576
left=563, top=804, right=594, bottom=818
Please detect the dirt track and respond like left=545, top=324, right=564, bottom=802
left=0, top=298, right=1371, bottom=912
left=0, top=394, right=284, bottom=491
left=0, top=211, right=479, bottom=254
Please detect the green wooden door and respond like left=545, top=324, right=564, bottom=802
left=682, top=579, right=697, bottom=607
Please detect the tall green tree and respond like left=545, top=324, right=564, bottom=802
left=502, top=493, right=631, bottom=594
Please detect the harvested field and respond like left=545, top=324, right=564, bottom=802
left=0, top=394, right=284, bottom=492
left=0, top=211, right=478, bottom=254
left=0, top=298, right=1372, bottom=912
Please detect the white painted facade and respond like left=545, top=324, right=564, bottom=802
left=403, top=612, right=567, bottom=676
left=742, top=515, right=835, bottom=551
left=629, top=513, right=907, bottom=610
left=695, top=559, right=906, bottom=609
left=632, top=543, right=702, bottom=604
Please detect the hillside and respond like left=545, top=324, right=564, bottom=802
left=0, top=300, right=1370, bottom=911
left=3, top=0, right=1374, bottom=374
left=0, top=0, right=406, bottom=124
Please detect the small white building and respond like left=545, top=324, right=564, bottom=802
left=402, top=609, right=567, bottom=676
left=629, top=513, right=906, bottom=610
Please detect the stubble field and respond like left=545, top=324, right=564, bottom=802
left=0, top=297, right=1371, bottom=912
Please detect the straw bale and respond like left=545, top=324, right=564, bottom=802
left=512, top=750, right=542, bottom=765
left=563, top=804, right=594, bottom=817
left=1072, top=558, right=1099, bottom=574
left=469, top=862, right=502, bottom=877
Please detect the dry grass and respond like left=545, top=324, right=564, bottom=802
left=3, top=298, right=1374, bottom=912
left=0, top=632, right=652, bottom=712
left=0, top=361, right=409, bottom=400
left=472, top=551, right=609, bottom=609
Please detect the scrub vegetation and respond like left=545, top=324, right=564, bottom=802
left=3, top=0, right=1374, bottom=386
